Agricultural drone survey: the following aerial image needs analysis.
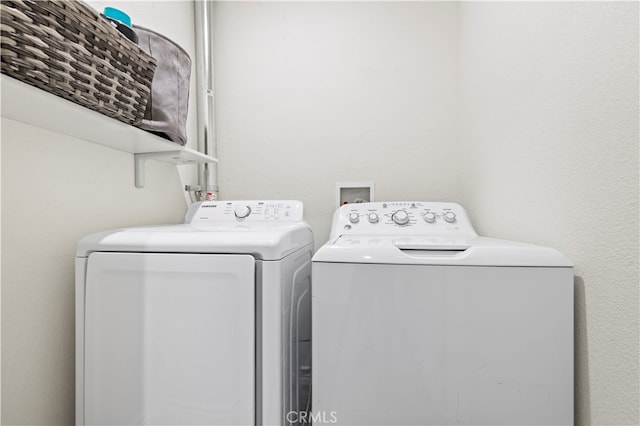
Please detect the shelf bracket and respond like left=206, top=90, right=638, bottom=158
left=135, top=151, right=212, bottom=188
left=134, top=149, right=219, bottom=188
left=135, top=152, right=177, bottom=188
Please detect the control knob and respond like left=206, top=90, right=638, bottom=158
left=367, top=213, right=379, bottom=223
left=443, top=211, right=456, bottom=223
left=349, top=213, right=360, bottom=224
left=392, top=210, right=410, bottom=225
left=234, top=205, right=252, bottom=219
left=424, top=212, right=436, bottom=223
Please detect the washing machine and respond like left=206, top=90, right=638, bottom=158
left=76, top=200, right=313, bottom=426
left=312, top=201, right=573, bottom=425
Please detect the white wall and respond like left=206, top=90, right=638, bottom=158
left=1, top=1, right=197, bottom=423
left=214, top=2, right=639, bottom=425
left=2, top=1, right=637, bottom=424
left=458, top=2, right=638, bottom=424
left=212, top=1, right=461, bottom=245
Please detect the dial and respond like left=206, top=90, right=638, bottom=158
left=234, top=205, right=252, bottom=219
left=367, top=212, right=379, bottom=223
left=349, top=212, right=360, bottom=224
left=392, top=210, right=410, bottom=225
left=424, top=212, right=436, bottom=223
left=443, top=211, right=456, bottom=223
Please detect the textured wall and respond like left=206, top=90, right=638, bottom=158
left=459, top=2, right=639, bottom=424
left=212, top=1, right=461, bottom=246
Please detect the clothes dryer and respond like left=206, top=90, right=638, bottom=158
left=76, top=200, right=312, bottom=426
left=312, top=202, right=573, bottom=425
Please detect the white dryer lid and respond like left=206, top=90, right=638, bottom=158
left=77, top=200, right=313, bottom=260
left=77, top=223, right=313, bottom=260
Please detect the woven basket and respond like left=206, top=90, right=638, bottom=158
left=0, top=0, right=156, bottom=125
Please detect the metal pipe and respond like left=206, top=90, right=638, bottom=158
left=188, top=0, right=218, bottom=201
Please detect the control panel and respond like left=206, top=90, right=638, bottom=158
left=329, top=201, right=478, bottom=240
left=185, top=200, right=304, bottom=224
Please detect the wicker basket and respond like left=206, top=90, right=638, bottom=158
left=0, top=0, right=156, bottom=125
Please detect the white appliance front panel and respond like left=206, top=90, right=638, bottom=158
left=84, top=253, right=255, bottom=425
left=327, top=201, right=478, bottom=240
left=312, top=263, right=573, bottom=425
left=185, top=200, right=304, bottom=224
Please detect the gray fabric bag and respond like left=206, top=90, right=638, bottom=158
left=133, top=25, right=191, bottom=145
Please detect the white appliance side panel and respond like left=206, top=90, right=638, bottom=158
left=84, top=253, right=255, bottom=426
left=261, top=245, right=313, bottom=426
left=312, top=263, right=573, bottom=426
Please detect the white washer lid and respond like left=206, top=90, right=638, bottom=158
left=312, top=236, right=572, bottom=267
